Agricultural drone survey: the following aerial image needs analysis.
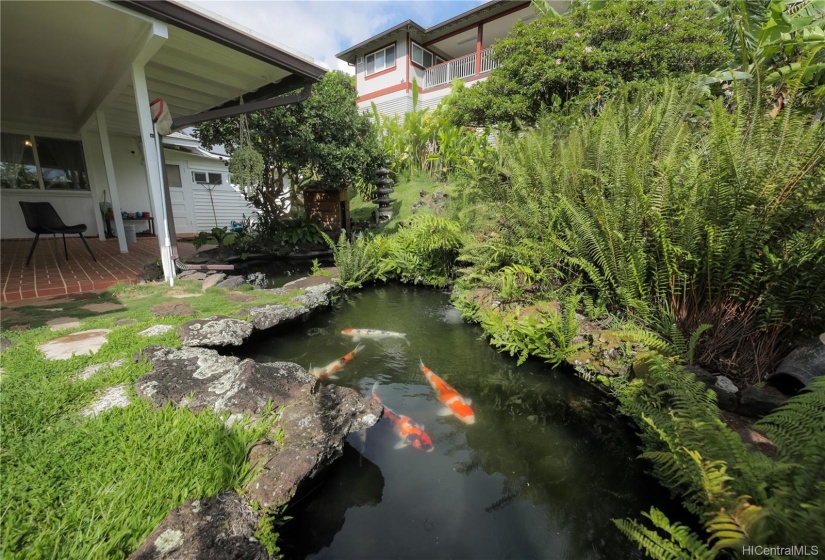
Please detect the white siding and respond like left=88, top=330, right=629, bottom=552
left=192, top=185, right=254, bottom=231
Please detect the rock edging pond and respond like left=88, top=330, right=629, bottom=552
left=128, top=277, right=382, bottom=559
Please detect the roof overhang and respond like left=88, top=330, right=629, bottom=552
left=1, top=0, right=327, bottom=136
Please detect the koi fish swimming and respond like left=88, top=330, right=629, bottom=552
left=420, top=360, right=476, bottom=425
left=341, top=328, right=407, bottom=343
left=310, top=344, right=364, bottom=380
left=372, top=383, right=434, bottom=452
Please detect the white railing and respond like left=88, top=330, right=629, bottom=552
left=480, top=48, right=497, bottom=74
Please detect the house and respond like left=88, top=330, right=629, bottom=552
left=162, top=132, right=257, bottom=235
left=1, top=0, right=326, bottom=284
left=336, top=0, right=568, bottom=116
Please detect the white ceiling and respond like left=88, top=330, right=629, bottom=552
left=1, top=1, right=296, bottom=136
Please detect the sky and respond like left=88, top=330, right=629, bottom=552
left=188, top=0, right=487, bottom=73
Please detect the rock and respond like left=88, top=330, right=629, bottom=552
left=137, top=346, right=313, bottom=414
left=178, top=316, right=253, bottom=347
left=38, top=329, right=111, bottom=360
left=248, top=304, right=307, bottom=331
left=289, top=283, right=337, bottom=311
left=129, top=492, right=267, bottom=560
left=8, top=325, right=29, bottom=332
left=139, top=324, right=175, bottom=337
left=81, top=384, right=131, bottom=417
left=47, top=317, right=82, bottom=331
left=167, top=291, right=201, bottom=299
left=116, top=318, right=138, bottom=327
left=75, top=358, right=127, bottom=381
left=224, top=291, right=258, bottom=303
left=135, top=345, right=382, bottom=511
left=215, top=276, right=245, bottom=289
left=712, top=375, right=740, bottom=412
left=282, top=276, right=335, bottom=291
left=81, top=302, right=125, bottom=313
left=738, top=385, right=789, bottom=419
left=0, top=337, right=14, bottom=353
left=684, top=365, right=717, bottom=385
left=179, top=272, right=207, bottom=282
left=768, top=335, right=825, bottom=394
left=150, top=301, right=195, bottom=317
left=246, top=383, right=382, bottom=509
left=202, top=273, right=227, bottom=291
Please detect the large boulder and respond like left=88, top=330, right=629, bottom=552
left=738, top=385, right=789, bottom=419
left=137, top=346, right=313, bottom=414
left=178, top=316, right=253, bottom=347
left=247, top=304, right=307, bottom=331
left=289, top=282, right=337, bottom=311
left=128, top=492, right=267, bottom=560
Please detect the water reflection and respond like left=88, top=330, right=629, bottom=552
left=280, top=443, right=385, bottom=560
left=241, top=286, right=679, bottom=559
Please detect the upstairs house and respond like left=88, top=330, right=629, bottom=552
left=336, top=0, right=567, bottom=116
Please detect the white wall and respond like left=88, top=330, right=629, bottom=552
left=355, top=32, right=408, bottom=97
left=1, top=189, right=99, bottom=239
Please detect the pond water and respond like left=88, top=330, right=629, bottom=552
left=239, top=285, right=677, bottom=560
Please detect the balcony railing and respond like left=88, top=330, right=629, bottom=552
left=423, top=48, right=496, bottom=89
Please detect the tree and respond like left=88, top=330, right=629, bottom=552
left=440, top=0, right=732, bottom=127
left=196, top=71, right=383, bottom=224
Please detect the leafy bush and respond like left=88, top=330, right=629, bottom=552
left=330, top=232, right=384, bottom=289
left=613, top=356, right=825, bottom=556
left=441, top=0, right=731, bottom=127
left=382, top=215, right=464, bottom=287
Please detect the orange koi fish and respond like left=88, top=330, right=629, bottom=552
left=310, top=344, right=364, bottom=380
left=371, top=383, right=434, bottom=452
left=420, top=360, right=476, bottom=425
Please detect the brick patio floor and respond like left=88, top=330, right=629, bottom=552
left=0, top=237, right=196, bottom=302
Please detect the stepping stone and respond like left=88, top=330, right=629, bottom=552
left=81, top=302, right=125, bottom=313
left=167, top=291, right=201, bottom=299
left=282, top=276, right=336, bottom=290
left=81, top=384, right=130, bottom=417
left=202, top=273, right=227, bottom=291
left=178, top=316, right=252, bottom=347
left=216, top=276, right=245, bottom=289
left=150, top=301, right=195, bottom=317
left=44, top=307, right=64, bottom=312
left=139, top=325, right=175, bottom=337
left=0, top=337, right=15, bottom=353
left=116, top=319, right=137, bottom=327
left=225, top=291, right=257, bottom=303
left=47, top=317, right=82, bottom=331
left=179, top=272, right=207, bottom=281
left=39, top=329, right=111, bottom=360
left=75, top=358, right=127, bottom=381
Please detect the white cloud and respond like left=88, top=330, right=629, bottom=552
left=337, top=58, right=355, bottom=75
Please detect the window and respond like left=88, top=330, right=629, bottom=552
left=193, top=171, right=222, bottom=185
left=1, top=133, right=89, bottom=190
left=411, top=42, right=440, bottom=68
left=365, top=44, right=395, bottom=75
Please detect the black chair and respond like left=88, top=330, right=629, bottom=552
left=19, top=201, right=96, bottom=266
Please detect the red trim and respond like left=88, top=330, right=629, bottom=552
left=410, top=60, right=427, bottom=71
left=365, top=65, right=397, bottom=80
left=357, top=82, right=410, bottom=103
left=424, top=2, right=530, bottom=47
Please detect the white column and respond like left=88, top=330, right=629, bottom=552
left=80, top=129, right=107, bottom=241
left=96, top=111, right=128, bottom=253
left=132, top=62, right=173, bottom=283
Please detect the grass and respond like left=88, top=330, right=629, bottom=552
left=0, top=281, right=298, bottom=558
left=349, top=172, right=448, bottom=233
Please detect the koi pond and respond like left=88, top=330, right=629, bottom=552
left=238, top=285, right=678, bottom=560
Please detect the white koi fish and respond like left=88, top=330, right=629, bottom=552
left=341, top=328, right=407, bottom=343
left=310, top=344, right=364, bottom=380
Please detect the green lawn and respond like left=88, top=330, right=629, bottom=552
left=0, top=282, right=298, bottom=558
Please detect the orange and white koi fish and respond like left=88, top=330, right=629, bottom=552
left=341, top=328, right=407, bottom=342
left=372, top=383, right=434, bottom=452
left=420, top=360, right=476, bottom=425
left=310, top=344, right=364, bottom=380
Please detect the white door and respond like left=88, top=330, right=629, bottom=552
left=165, top=163, right=195, bottom=234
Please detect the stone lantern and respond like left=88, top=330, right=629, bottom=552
left=373, top=165, right=394, bottom=224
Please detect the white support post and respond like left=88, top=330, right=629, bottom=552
left=80, top=129, right=108, bottom=241
left=96, top=111, right=128, bottom=253
left=132, top=62, right=174, bottom=283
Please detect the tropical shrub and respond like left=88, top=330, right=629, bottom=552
left=330, top=232, right=384, bottom=289
left=440, top=0, right=731, bottom=127
left=456, top=81, right=825, bottom=382
left=614, top=356, right=825, bottom=556
left=382, top=215, right=464, bottom=287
